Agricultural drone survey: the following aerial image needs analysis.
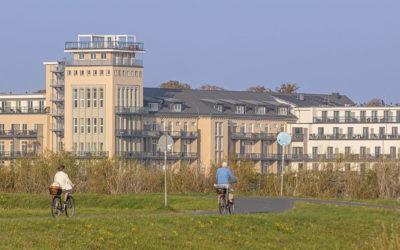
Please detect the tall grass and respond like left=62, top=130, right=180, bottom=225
left=0, top=152, right=399, bottom=200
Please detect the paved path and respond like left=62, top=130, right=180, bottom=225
left=0, top=197, right=398, bottom=221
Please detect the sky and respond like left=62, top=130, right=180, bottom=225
left=0, top=0, right=399, bottom=104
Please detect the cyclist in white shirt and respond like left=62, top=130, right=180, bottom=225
left=52, top=165, right=74, bottom=207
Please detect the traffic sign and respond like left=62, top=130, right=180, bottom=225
left=277, top=132, right=291, bottom=146
left=158, top=134, right=173, bottom=153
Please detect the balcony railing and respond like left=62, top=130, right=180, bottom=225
left=309, top=154, right=399, bottom=162
left=313, top=116, right=400, bottom=123
left=291, top=134, right=304, bottom=142
left=116, top=151, right=198, bottom=160
left=0, top=106, right=48, bottom=114
left=115, top=129, right=198, bottom=139
left=235, top=153, right=310, bottom=161
left=0, top=151, right=37, bottom=159
left=65, top=41, right=144, bottom=52
left=50, top=94, right=64, bottom=102
left=115, top=107, right=149, bottom=114
left=231, top=132, right=277, bottom=140
left=309, top=133, right=400, bottom=140
left=66, top=58, right=143, bottom=67
left=50, top=79, right=64, bottom=88
left=68, top=151, right=109, bottom=158
left=0, top=130, right=38, bottom=138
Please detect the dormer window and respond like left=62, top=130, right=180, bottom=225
left=149, top=103, right=159, bottom=111
left=214, top=104, right=223, bottom=112
left=170, top=103, right=182, bottom=112
left=278, top=107, right=288, bottom=115
left=257, top=106, right=266, bottom=115
left=235, top=105, right=245, bottom=114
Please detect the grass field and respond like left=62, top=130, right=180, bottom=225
left=0, top=194, right=399, bottom=249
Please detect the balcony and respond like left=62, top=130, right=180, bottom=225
left=234, top=153, right=310, bottom=161
left=68, top=151, right=109, bottom=158
left=309, top=133, right=400, bottom=140
left=115, top=107, right=149, bottom=114
left=309, top=154, right=399, bottom=162
left=115, top=129, right=198, bottom=139
left=65, top=41, right=144, bottom=52
left=50, top=79, right=64, bottom=88
left=50, top=94, right=64, bottom=103
left=231, top=132, right=277, bottom=141
left=0, top=151, right=37, bottom=159
left=0, top=106, right=48, bottom=114
left=291, top=134, right=304, bottom=142
left=66, top=58, right=143, bottom=67
left=116, top=152, right=198, bottom=160
left=0, top=130, right=38, bottom=138
left=313, top=116, right=400, bottom=124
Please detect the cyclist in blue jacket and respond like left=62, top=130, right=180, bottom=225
left=215, top=162, right=237, bottom=202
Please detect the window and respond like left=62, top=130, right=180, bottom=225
left=99, top=88, right=104, bottom=108
left=79, top=89, right=84, bottom=108
left=87, top=70, right=91, bottom=76
left=93, top=88, right=97, bottom=108
left=73, top=89, right=78, bottom=108
left=392, top=127, right=398, bottom=137
left=347, top=127, right=354, bottom=138
left=170, top=103, right=182, bottom=112
left=99, top=70, right=104, bottom=76
left=100, top=143, right=103, bottom=151
left=280, top=124, right=285, bottom=132
left=215, top=104, right=223, bottom=112
left=375, top=146, right=381, bottom=157
left=257, top=106, right=266, bottom=114
left=235, top=105, right=245, bottom=114
left=362, top=127, right=369, bottom=138
left=93, top=70, right=97, bottom=76
left=176, top=121, right=181, bottom=126
left=360, top=111, right=366, bottom=121
left=360, top=147, right=366, bottom=156
left=345, top=147, right=351, bottom=155
left=80, top=143, right=84, bottom=152
left=93, top=118, right=97, bottom=133
left=333, top=111, right=339, bottom=122
left=372, top=110, right=378, bottom=122
left=139, top=71, right=142, bottom=78
left=80, top=70, right=84, bottom=76
left=106, top=70, right=110, bottom=76
left=161, top=121, right=165, bottom=131
left=149, top=103, right=159, bottom=111
left=397, top=111, right=400, bottom=122
left=215, top=122, right=224, bottom=162
left=87, top=118, right=91, bottom=133
left=101, top=52, right=106, bottom=59
left=87, top=88, right=91, bottom=108
left=152, top=121, right=157, bottom=131
left=264, top=124, right=269, bottom=133
left=100, top=118, right=104, bottom=133
left=278, top=107, right=287, bottom=115
left=93, top=143, right=97, bottom=151
left=74, top=70, right=78, bottom=76
left=327, top=147, right=334, bottom=159
left=122, top=70, right=125, bottom=76
left=322, top=111, right=327, bottom=122
left=91, top=53, right=96, bottom=59
left=345, top=111, right=351, bottom=122
left=80, top=118, right=84, bottom=133
left=87, top=143, right=90, bottom=152
left=168, top=121, right=173, bottom=131
left=390, top=147, right=396, bottom=158
left=21, top=141, right=27, bottom=153
left=74, top=118, right=78, bottom=133
left=67, top=70, right=71, bottom=76
left=333, top=127, right=339, bottom=139
left=0, top=124, right=4, bottom=133
left=78, top=53, right=84, bottom=60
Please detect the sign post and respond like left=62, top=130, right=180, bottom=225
left=158, top=134, right=173, bottom=207
left=277, top=132, right=291, bottom=197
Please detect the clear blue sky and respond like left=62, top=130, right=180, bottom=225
left=1, top=0, right=399, bottom=104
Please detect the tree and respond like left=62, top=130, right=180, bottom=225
left=200, top=84, right=225, bottom=91
left=247, top=86, right=267, bottom=93
left=34, top=89, right=46, bottom=94
left=276, top=83, right=299, bottom=94
left=160, top=80, right=191, bottom=89
left=365, top=98, right=385, bottom=107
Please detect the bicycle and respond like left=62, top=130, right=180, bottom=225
left=49, top=186, right=75, bottom=218
left=215, top=184, right=235, bottom=215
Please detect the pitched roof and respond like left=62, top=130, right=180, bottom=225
left=271, top=92, right=355, bottom=107
left=143, top=88, right=296, bottom=120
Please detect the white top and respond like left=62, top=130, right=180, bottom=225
left=53, top=171, right=74, bottom=190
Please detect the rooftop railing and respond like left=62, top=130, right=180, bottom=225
left=313, top=116, right=400, bottom=123
left=66, top=58, right=143, bottom=67
left=65, top=41, right=144, bottom=52
left=115, top=129, right=199, bottom=139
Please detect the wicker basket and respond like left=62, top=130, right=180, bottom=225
left=49, top=186, right=62, bottom=195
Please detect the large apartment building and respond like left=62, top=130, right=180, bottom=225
left=1, top=34, right=396, bottom=173
left=274, top=93, right=400, bottom=171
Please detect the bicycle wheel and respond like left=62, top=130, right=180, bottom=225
left=51, top=196, right=62, bottom=218
left=65, top=196, right=75, bottom=218
left=228, top=201, right=235, bottom=214
left=218, top=197, right=226, bottom=215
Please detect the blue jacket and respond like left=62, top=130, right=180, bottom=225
left=216, top=167, right=237, bottom=184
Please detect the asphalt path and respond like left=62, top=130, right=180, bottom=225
left=0, top=197, right=398, bottom=221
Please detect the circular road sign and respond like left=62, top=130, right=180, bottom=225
left=277, top=132, right=291, bottom=146
left=158, top=134, right=174, bottom=153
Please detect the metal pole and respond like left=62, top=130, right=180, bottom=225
left=281, top=146, right=285, bottom=197
left=164, top=137, right=167, bottom=207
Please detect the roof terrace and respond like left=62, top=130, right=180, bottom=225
left=65, top=34, right=144, bottom=52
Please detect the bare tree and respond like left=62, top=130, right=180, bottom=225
left=365, top=98, right=385, bottom=107
left=247, top=86, right=266, bottom=93
left=200, top=84, right=225, bottom=91
left=160, top=80, right=191, bottom=89
left=34, top=89, right=46, bottom=94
